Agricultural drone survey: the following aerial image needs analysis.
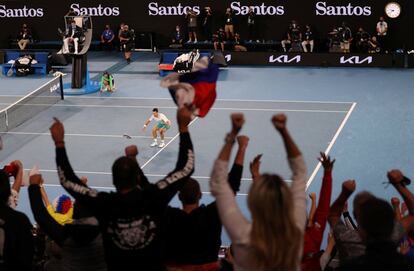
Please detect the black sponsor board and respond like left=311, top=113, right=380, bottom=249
left=224, top=52, right=394, bottom=67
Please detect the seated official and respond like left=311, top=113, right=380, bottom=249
left=213, top=28, right=226, bottom=52
left=368, top=36, right=380, bottom=54
left=63, top=20, right=83, bottom=54
left=302, top=24, right=314, bottom=53
left=17, top=24, right=32, bottom=50
left=281, top=20, right=302, bottom=52
left=354, top=27, right=370, bottom=53
left=171, top=25, right=184, bottom=47
left=101, top=24, right=115, bottom=51
left=233, top=33, right=247, bottom=52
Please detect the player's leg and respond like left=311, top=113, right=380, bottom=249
left=158, top=128, right=166, bottom=148
left=150, top=126, right=159, bottom=147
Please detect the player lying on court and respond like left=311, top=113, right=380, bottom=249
left=143, top=108, right=171, bottom=148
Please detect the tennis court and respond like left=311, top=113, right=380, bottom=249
left=1, top=51, right=414, bottom=245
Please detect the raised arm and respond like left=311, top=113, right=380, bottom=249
left=328, top=180, right=356, bottom=227
left=50, top=118, right=104, bottom=216
left=272, top=114, right=307, bottom=230
left=210, top=113, right=251, bottom=243
left=149, top=106, right=194, bottom=206
left=227, top=135, right=249, bottom=194
left=28, top=174, right=65, bottom=247
left=388, top=170, right=414, bottom=215
left=311, top=153, right=335, bottom=230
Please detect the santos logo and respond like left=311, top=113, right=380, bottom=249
left=148, top=2, right=284, bottom=16
left=340, top=56, right=373, bottom=64
left=315, top=2, right=371, bottom=16
left=70, top=3, right=120, bottom=16
left=269, top=55, right=301, bottom=63
left=0, top=5, right=44, bottom=18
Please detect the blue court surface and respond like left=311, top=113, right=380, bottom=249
left=1, top=51, right=414, bottom=245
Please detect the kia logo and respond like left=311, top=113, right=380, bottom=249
left=340, top=56, right=373, bottom=64
left=269, top=55, right=301, bottom=63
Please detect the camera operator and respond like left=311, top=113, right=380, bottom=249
left=119, top=24, right=134, bottom=64
left=224, top=8, right=235, bottom=40
left=186, top=8, right=198, bottom=43
left=281, top=20, right=302, bottom=52
left=202, top=7, right=213, bottom=42
left=354, top=27, right=370, bottom=53
left=339, top=22, right=352, bottom=53
left=247, top=7, right=256, bottom=42
left=301, top=24, right=314, bottom=52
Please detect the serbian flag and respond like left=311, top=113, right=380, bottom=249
left=160, top=57, right=219, bottom=117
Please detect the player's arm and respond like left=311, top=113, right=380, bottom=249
left=148, top=106, right=194, bottom=206
left=143, top=116, right=152, bottom=131
left=50, top=118, right=104, bottom=216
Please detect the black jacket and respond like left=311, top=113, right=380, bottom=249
left=162, top=164, right=243, bottom=265
left=56, top=132, right=194, bottom=271
left=0, top=204, right=34, bottom=271
left=65, top=25, right=83, bottom=39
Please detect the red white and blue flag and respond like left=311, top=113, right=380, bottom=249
left=160, top=57, right=219, bottom=117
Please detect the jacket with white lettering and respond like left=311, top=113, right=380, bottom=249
left=55, top=132, right=194, bottom=271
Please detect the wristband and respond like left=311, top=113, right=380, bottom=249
left=143, top=124, right=147, bottom=128
left=55, top=141, right=65, bottom=145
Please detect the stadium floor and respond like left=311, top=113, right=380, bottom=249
left=0, top=51, right=414, bottom=245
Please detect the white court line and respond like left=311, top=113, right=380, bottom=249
left=0, top=103, right=348, bottom=113
left=141, top=117, right=199, bottom=169
left=0, top=95, right=354, bottom=104
left=306, top=102, right=357, bottom=189
left=3, top=131, right=173, bottom=139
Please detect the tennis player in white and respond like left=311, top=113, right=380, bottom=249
left=142, top=108, right=171, bottom=148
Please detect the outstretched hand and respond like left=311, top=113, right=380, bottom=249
left=231, top=113, right=245, bottom=134
left=271, top=114, right=287, bottom=131
left=250, top=154, right=262, bottom=181
left=342, top=179, right=356, bottom=195
left=318, top=152, right=335, bottom=170
left=30, top=174, right=43, bottom=186
left=387, top=169, right=404, bottom=185
left=237, top=135, right=249, bottom=148
left=50, top=117, right=65, bottom=145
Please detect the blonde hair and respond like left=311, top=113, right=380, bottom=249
left=247, top=174, right=302, bottom=271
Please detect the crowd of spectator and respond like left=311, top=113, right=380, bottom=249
left=0, top=105, right=414, bottom=271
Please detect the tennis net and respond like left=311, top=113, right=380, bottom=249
left=0, top=76, right=64, bottom=133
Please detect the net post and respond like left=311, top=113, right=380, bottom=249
left=59, top=75, right=64, bottom=100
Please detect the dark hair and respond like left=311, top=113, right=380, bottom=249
left=152, top=108, right=158, bottom=113
left=112, top=157, right=139, bottom=191
left=0, top=170, right=11, bottom=204
left=178, top=178, right=201, bottom=205
left=359, top=197, right=394, bottom=241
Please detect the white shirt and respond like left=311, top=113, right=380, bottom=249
left=149, top=113, right=170, bottom=124
left=377, top=21, right=388, bottom=36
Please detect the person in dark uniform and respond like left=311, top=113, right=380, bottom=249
left=302, top=24, right=314, bottom=52
left=119, top=24, right=134, bottom=64
left=213, top=28, right=226, bottom=52
left=202, top=7, right=213, bottom=42
left=186, top=8, right=198, bottom=43
left=281, top=20, right=302, bottom=52
left=247, top=7, right=256, bottom=42
left=224, top=8, right=234, bottom=40
left=63, top=20, right=83, bottom=54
